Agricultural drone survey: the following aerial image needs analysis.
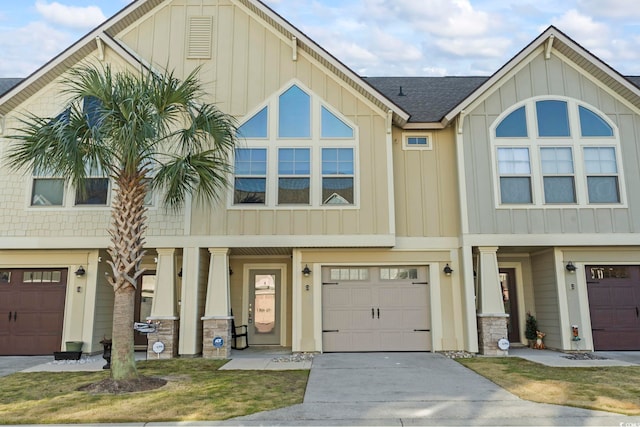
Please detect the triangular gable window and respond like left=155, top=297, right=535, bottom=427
left=237, top=106, right=268, bottom=138
left=321, top=106, right=353, bottom=138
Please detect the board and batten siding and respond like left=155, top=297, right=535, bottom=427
left=463, top=49, right=640, bottom=235
left=118, top=0, right=391, bottom=238
left=530, top=250, right=561, bottom=349
left=393, top=127, right=460, bottom=238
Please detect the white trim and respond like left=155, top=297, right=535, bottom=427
left=312, top=262, right=323, bottom=352
left=490, top=96, right=627, bottom=209
left=230, top=79, right=359, bottom=209
left=291, top=249, right=302, bottom=351
left=462, top=233, right=640, bottom=247
left=386, top=119, right=396, bottom=236
left=402, top=132, right=433, bottom=151
left=455, top=117, right=470, bottom=235
left=554, top=249, right=572, bottom=349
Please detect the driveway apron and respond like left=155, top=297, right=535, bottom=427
left=229, top=352, right=629, bottom=426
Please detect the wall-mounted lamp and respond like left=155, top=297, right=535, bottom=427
left=178, top=268, right=183, bottom=278
left=302, top=264, right=312, bottom=277
left=75, top=266, right=86, bottom=277
left=566, top=261, right=577, bottom=273
left=443, top=264, right=453, bottom=276
left=229, top=268, right=233, bottom=276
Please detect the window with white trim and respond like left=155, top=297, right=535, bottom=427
left=492, top=98, right=623, bottom=206
left=402, top=132, right=432, bottom=150
left=233, top=82, right=357, bottom=207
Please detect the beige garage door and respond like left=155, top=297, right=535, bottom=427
left=322, top=266, right=431, bottom=352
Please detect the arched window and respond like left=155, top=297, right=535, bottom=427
left=492, top=98, right=622, bottom=206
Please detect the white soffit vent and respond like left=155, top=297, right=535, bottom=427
left=187, top=16, right=213, bottom=59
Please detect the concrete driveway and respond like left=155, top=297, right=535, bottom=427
left=0, top=356, right=51, bottom=377
left=224, top=352, right=634, bottom=426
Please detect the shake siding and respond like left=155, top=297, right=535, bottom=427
left=531, top=250, right=561, bottom=348
left=464, top=51, right=640, bottom=236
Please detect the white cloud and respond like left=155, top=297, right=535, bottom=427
left=577, top=0, right=640, bottom=19
left=435, top=37, right=512, bottom=58
left=35, top=1, right=107, bottom=30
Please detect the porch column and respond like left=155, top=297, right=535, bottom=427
left=179, top=247, right=203, bottom=357
left=476, top=246, right=508, bottom=356
left=146, top=248, right=179, bottom=359
left=202, top=248, right=232, bottom=359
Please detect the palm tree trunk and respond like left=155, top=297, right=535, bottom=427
left=111, top=286, right=137, bottom=380
left=106, top=172, right=148, bottom=381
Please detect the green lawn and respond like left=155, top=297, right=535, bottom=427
left=458, top=357, right=640, bottom=415
left=0, top=358, right=308, bottom=424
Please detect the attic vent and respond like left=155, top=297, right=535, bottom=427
left=187, top=16, right=213, bottom=59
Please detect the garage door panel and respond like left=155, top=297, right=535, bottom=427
left=588, top=265, right=640, bottom=351
left=322, top=266, right=431, bottom=352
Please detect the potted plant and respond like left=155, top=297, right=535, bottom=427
left=525, top=313, right=538, bottom=348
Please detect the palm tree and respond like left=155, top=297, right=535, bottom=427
left=7, top=64, right=237, bottom=381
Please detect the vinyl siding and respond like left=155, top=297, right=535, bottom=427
left=530, top=250, right=561, bottom=348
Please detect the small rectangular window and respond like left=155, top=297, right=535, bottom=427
left=497, top=147, right=532, bottom=204
left=234, top=148, right=267, bottom=204
left=329, top=268, right=368, bottom=281
left=380, top=268, right=418, bottom=280
left=0, top=271, right=10, bottom=283
left=32, top=178, right=64, bottom=206
left=403, top=133, right=432, bottom=150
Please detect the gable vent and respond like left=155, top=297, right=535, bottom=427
left=187, top=16, right=213, bottom=59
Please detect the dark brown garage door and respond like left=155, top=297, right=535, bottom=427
left=587, top=265, right=640, bottom=350
left=0, top=269, right=68, bottom=355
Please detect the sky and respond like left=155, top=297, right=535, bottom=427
left=1, top=0, right=640, bottom=78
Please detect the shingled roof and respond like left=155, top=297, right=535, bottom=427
left=364, top=76, right=489, bottom=123
left=0, top=78, right=22, bottom=97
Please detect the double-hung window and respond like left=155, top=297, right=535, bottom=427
left=75, top=165, right=109, bottom=206
left=492, top=98, right=622, bottom=206
left=233, top=82, right=357, bottom=207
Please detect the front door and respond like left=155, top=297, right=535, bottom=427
left=134, top=271, right=156, bottom=347
left=499, top=269, right=520, bottom=343
left=248, top=269, right=281, bottom=345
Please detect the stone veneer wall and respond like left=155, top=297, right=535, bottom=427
left=146, top=319, right=179, bottom=359
left=477, top=315, right=509, bottom=356
left=202, top=317, right=232, bottom=359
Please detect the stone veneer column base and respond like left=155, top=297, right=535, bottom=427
left=202, top=317, right=232, bottom=359
left=146, top=318, right=179, bottom=359
left=477, top=314, right=509, bottom=356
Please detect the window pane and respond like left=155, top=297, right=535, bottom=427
left=322, top=148, right=354, bottom=175
left=541, top=147, right=573, bottom=174
left=234, top=178, right=266, bottom=204
left=235, top=148, right=267, bottom=175
left=579, top=106, right=613, bottom=137
left=584, top=147, right=617, bottom=174
left=536, top=100, right=570, bottom=137
left=322, top=178, right=353, bottom=204
left=237, top=107, right=268, bottom=138
left=544, top=176, right=576, bottom=203
left=587, top=176, right=619, bottom=203
left=32, top=179, right=64, bottom=206
left=496, top=106, right=527, bottom=137
left=83, top=95, right=102, bottom=129
left=321, top=106, right=353, bottom=138
left=407, top=137, right=428, bottom=145
left=279, top=85, right=310, bottom=138
left=278, top=148, right=310, bottom=175
left=497, top=148, right=530, bottom=174
left=278, top=178, right=310, bottom=204
left=76, top=178, right=109, bottom=205
left=500, top=177, right=532, bottom=204
left=380, top=268, right=418, bottom=280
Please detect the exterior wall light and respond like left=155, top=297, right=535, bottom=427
left=443, top=264, right=453, bottom=276
left=566, top=261, right=577, bottom=273
left=75, top=266, right=86, bottom=277
left=302, top=264, right=312, bottom=276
